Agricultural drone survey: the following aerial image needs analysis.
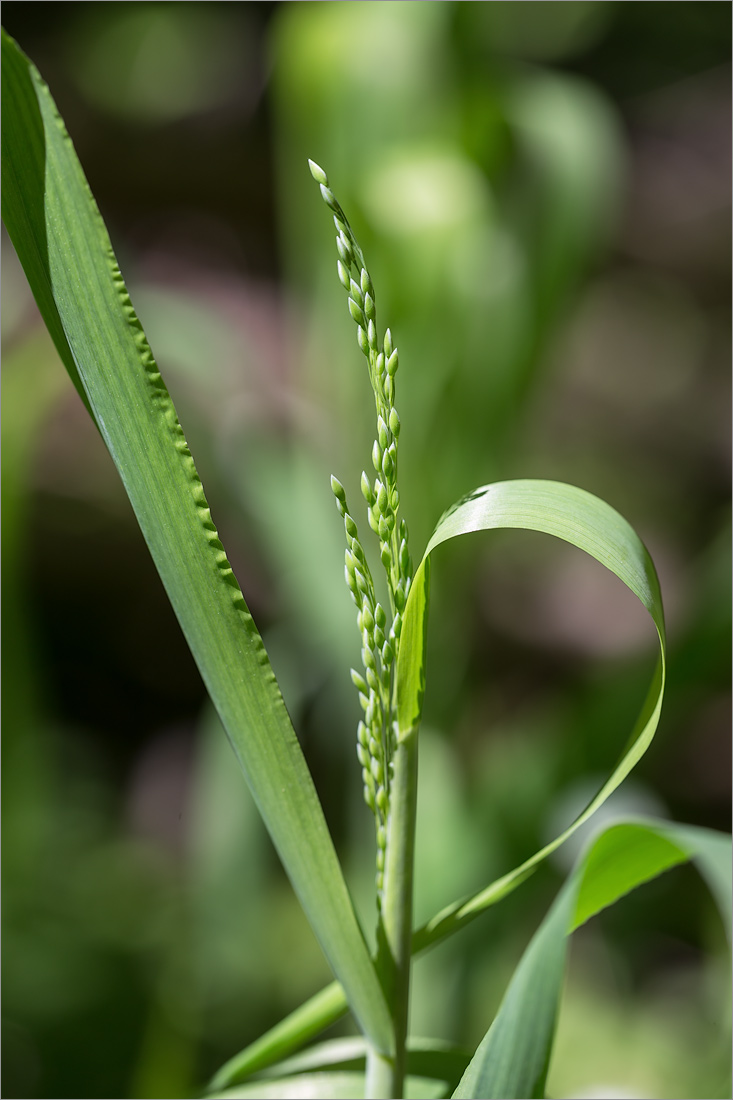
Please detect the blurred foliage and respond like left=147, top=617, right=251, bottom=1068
left=2, top=3, right=730, bottom=1098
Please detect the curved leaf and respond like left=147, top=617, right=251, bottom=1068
left=400, top=479, right=667, bottom=947
left=452, top=818, right=731, bottom=1099
left=0, top=30, right=391, bottom=1055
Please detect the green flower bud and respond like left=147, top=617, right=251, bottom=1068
left=367, top=507, right=380, bottom=534
left=384, top=328, right=394, bottom=358
left=356, top=743, right=369, bottom=768
left=374, top=626, right=385, bottom=650
left=376, top=352, right=385, bottom=378
left=372, top=440, right=382, bottom=471
left=375, top=604, right=387, bottom=630
left=337, top=259, right=350, bottom=289
left=364, top=292, right=376, bottom=321
left=351, top=669, right=369, bottom=694
left=380, top=543, right=391, bottom=570
left=370, top=757, right=383, bottom=784
left=357, top=326, right=369, bottom=355
left=381, top=449, right=393, bottom=481
left=308, top=159, right=328, bottom=186
left=361, top=605, right=375, bottom=633
left=385, top=375, right=394, bottom=403
left=391, top=611, right=402, bottom=638
left=394, top=583, right=406, bottom=611
left=377, top=416, right=389, bottom=449
left=357, top=721, right=369, bottom=746
left=366, top=667, right=380, bottom=691
left=345, top=514, right=358, bottom=539
left=382, top=640, right=394, bottom=666
left=367, top=319, right=378, bottom=350
left=348, top=297, right=365, bottom=326
left=320, top=183, right=338, bottom=209
left=378, top=516, right=390, bottom=542
left=377, top=482, right=389, bottom=514
left=376, top=786, right=388, bottom=813
left=349, top=278, right=363, bottom=306
left=336, top=235, right=352, bottom=265
left=362, top=646, right=377, bottom=671
left=386, top=348, right=399, bottom=376
left=389, top=408, right=401, bottom=437
left=360, top=268, right=373, bottom=297
left=330, top=475, right=346, bottom=502
left=361, top=471, right=374, bottom=504
left=377, top=825, right=387, bottom=849
left=400, top=539, right=410, bottom=574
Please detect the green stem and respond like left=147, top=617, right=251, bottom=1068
left=368, top=726, right=419, bottom=1098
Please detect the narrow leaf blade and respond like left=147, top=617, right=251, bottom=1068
left=452, top=818, right=731, bottom=1099
left=1, top=30, right=391, bottom=1054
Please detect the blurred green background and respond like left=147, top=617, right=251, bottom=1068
left=2, top=3, right=730, bottom=1098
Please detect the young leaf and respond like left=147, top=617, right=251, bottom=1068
left=0, top=30, right=391, bottom=1056
left=452, top=818, right=731, bottom=1099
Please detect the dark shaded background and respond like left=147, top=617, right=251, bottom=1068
left=3, top=4, right=730, bottom=1098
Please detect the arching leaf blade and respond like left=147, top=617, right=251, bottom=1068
left=399, top=479, right=667, bottom=947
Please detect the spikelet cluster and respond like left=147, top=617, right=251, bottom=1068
left=309, top=159, right=413, bottom=900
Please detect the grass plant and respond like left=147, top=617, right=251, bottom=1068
left=2, top=30, right=730, bottom=1100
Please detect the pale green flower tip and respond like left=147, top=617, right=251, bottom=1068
left=360, top=471, right=374, bottom=503
left=351, top=668, right=369, bottom=694
left=330, top=474, right=346, bottom=502
left=320, top=183, right=337, bottom=209
left=337, top=236, right=352, bottom=266
left=384, top=328, right=394, bottom=357
left=371, top=440, right=382, bottom=472
left=337, top=260, right=351, bottom=289
left=360, top=268, right=373, bottom=297
left=348, top=297, right=365, bottom=326
left=381, top=450, right=394, bottom=480
left=357, top=326, right=369, bottom=355
left=389, top=408, right=401, bottom=436
left=374, top=604, right=387, bottom=629
left=308, top=159, right=328, bottom=186
left=387, top=349, right=399, bottom=376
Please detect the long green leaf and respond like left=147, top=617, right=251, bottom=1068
left=0, top=30, right=391, bottom=1055
left=452, top=818, right=731, bottom=1099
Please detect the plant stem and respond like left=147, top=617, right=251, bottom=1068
left=368, top=726, right=419, bottom=1098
